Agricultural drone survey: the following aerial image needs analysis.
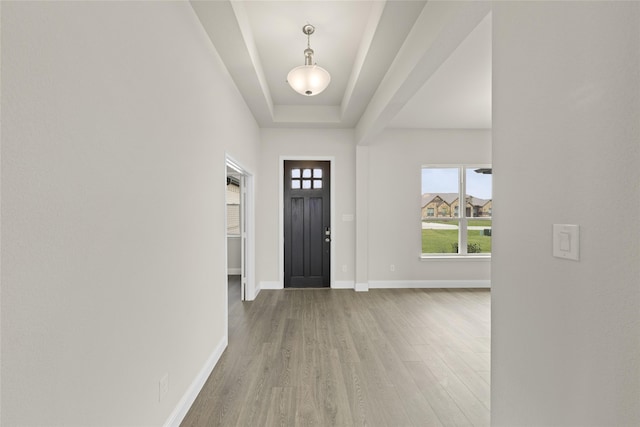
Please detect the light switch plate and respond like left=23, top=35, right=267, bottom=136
left=553, top=224, right=579, bottom=261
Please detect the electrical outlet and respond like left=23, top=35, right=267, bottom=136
left=390, top=264, right=395, bottom=272
left=159, top=373, right=169, bottom=402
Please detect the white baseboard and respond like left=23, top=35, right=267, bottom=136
left=369, top=280, right=491, bottom=289
left=260, top=281, right=357, bottom=290
left=259, top=281, right=282, bottom=290
left=246, top=284, right=260, bottom=301
left=355, top=282, right=369, bottom=292
left=227, top=267, right=241, bottom=275
left=254, top=280, right=489, bottom=291
left=164, top=335, right=228, bottom=427
left=332, top=281, right=354, bottom=289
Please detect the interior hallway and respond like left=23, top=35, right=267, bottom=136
left=182, top=277, right=490, bottom=426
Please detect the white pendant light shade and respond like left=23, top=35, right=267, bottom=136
left=287, top=64, right=331, bottom=96
left=287, top=24, right=331, bottom=97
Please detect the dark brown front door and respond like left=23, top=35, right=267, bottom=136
left=284, top=160, right=330, bottom=288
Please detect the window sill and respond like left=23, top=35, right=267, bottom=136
left=420, top=255, right=491, bottom=261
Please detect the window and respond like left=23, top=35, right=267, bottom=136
left=291, top=168, right=323, bottom=190
left=421, top=166, right=492, bottom=256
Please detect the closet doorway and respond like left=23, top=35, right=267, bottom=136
left=226, top=156, right=254, bottom=301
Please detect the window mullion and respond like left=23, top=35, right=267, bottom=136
left=459, top=167, right=467, bottom=255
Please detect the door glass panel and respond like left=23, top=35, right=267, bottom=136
left=302, top=180, right=312, bottom=189
left=292, top=169, right=301, bottom=178
left=302, top=169, right=312, bottom=178
left=291, top=180, right=301, bottom=189
left=314, top=180, right=322, bottom=189
left=313, top=169, right=323, bottom=178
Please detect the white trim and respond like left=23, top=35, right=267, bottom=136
left=259, top=281, right=283, bottom=290
left=369, top=280, right=491, bottom=289
left=244, top=174, right=256, bottom=300
left=227, top=268, right=241, bottom=275
left=247, top=283, right=260, bottom=301
left=332, top=280, right=355, bottom=289
left=164, top=335, right=228, bottom=427
left=279, top=156, right=336, bottom=288
left=420, top=255, right=491, bottom=261
left=355, top=282, right=369, bottom=292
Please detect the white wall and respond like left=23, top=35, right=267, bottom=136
left=492, top=2, right=640, bottom=425
left=256, top=128, right=356, bottom=288
left=1, top=2, right=259, bottom=425
left=367, top=129, right=491, bottom=285
left=227, top=236, right=242, bottom=274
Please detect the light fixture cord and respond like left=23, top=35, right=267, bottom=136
left=302, top=25, right=316, bottom=66
left=304, top=28, right=313, bottom=66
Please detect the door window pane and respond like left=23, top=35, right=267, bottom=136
left=292, top=169, right=301, bottom=178
left=314, top=180, right=322, bottom=189
left=291, top=180, right=301, bottom=189
left=303, top=169, right=312, bottom=178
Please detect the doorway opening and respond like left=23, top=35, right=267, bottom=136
left=226, top=156, right=254, bottom=302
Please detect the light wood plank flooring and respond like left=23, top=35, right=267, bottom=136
left=181, top=277, right=490, bottom=426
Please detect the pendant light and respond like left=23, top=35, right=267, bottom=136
left=287, top=24, right=331, bottom=96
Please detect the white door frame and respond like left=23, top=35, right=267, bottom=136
left=279, top=155, right=335, bottom=288
left=226, top=154, right=256, bottom=301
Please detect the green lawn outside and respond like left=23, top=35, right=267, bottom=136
left=422, top=229, right=492, bottom=254
left=468, top=219, right=492, bottom=227
left=422, top=219, right=492, bottom=226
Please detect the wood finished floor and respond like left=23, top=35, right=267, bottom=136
left=181, top=277, right=490, bottom=426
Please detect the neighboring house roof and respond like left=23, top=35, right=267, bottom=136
left=468, top=196, right=491, bottom=207
left=422, top=193, right=492, bottom=208
left=421, top=192, right=458, bottom=207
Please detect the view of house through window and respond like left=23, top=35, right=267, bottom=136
left=421, top=166, right=492, bottom=255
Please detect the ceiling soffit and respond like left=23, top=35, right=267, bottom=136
left=190, top=0, right=427, bottom=128
left=190, top=1, right=492, bottom=137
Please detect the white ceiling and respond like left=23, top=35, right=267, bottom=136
left=389, top=12, right=492, bottom=129
left=190, top=0, right=492, bottom=141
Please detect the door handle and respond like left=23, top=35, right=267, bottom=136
left=325, top=227, right=331, bottom=243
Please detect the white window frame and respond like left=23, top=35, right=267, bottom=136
left=421, top=164, right=492, bottom=259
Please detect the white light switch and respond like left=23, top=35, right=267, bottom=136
left=553, top=224, right=579, bottom=261
left=559, top=232, right=571, bottom=251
